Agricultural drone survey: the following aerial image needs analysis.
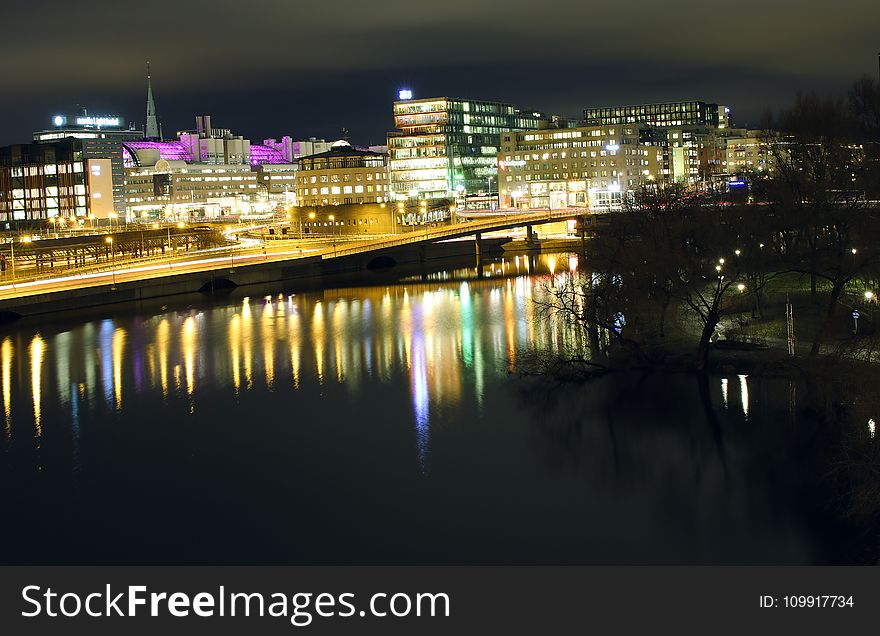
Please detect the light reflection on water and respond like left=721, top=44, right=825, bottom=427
left=0, top=253, right=573, bottom=465
left=0, top=252, right=872, bottom=565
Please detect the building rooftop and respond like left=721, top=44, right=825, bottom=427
left=298, top=144, right=387, bottom=162
left=249, top=144, right=287, bottom=166
left=122, top=140, right=289, bottom=168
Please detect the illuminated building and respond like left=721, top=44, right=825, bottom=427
left=297, top=202, right=395, bottom=236
left=584, top=101, right=731, bottom=129
left=122, top=116, right=297, bottom=218
left=665, top=126, right=727, bottom=186
left=292, top=138, right=333, bottom=158
left=296, top=141, right=390, bottom=206
left=721, top=130, right=775, bottom=176
left=497, top=124, right=667, bottom=210
left=388, top=94, right=548, bottom=202
left=33, top=109, right=143, bottom=215
left=0, top=138, right=115, bottom=223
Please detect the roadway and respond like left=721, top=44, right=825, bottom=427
left=0, top=208, right=584, bottom=301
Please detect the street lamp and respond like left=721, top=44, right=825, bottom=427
left=9, top=235, right=32, bottom=287
left=105, top=237, right=116, bottom=287
left=328, top=214, right=335, bottom=238
left=487, top=175, right=495, bottom=210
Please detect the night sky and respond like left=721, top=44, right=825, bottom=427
left=1, top=0, right=877, bottom=146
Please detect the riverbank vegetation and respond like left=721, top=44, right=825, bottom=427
left=530, top=75, right=880, bottom=375
left=519, top=77, right=880, bottom=533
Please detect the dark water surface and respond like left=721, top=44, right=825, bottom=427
left=0, top=253, right=873, bottom=564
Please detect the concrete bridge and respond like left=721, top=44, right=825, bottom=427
left=0, top=208, right=594, bottom=320
left=328, top=208, right=587, bottom=260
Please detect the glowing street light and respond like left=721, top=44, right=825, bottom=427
left=8, top=235, right=33, bottom=287
left=865, top=291, right=875, bottom=302
left=105, top=236, right=116, bottom=287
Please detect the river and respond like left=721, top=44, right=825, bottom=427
left=0, top=252, right=873, bottom=564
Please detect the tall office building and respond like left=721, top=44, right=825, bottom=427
left=584, top=101, right=730, bottom=129
left=389, top=94, right=548, bottom=201
left=0, top=138, right=115, bottom=224
left=33, top=109, right=143, bottom=215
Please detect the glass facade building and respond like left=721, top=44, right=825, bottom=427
left=33, top=114, right=144, bottom=215
left=389, top=97, right=548, bottom=200
left=584, top=101, right=730, bottom=129
left=0, top=139, right=114, bottom=224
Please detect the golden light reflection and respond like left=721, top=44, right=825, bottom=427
left=182, top=316, right=196, bottom=396
left=312, top=301, right=324, bottom=384
left=229, top=314, right=242, bottom=394
left=29, top=335, right=45, bottom=439
left=2, top=338, right=12, bottom=438
left=0, top=253, right=590, bottom=466
left=157, top=318, right=170, bottom=398
left=288, top=305, right=301, bottom=388
left=242, top=298, right=253, bottom=390
left=333, top=300, right=345, bottom=383
left=261, top=300, right=275, bottom=390
left=112, top=327, right=126, bottom=410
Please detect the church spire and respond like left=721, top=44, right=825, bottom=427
left=145, top=61, right=160, bottom=139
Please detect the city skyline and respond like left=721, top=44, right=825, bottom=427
left=1, top=0, right=878, bottom=146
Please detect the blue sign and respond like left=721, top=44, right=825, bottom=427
left=853, top=310, right=861, bottom=319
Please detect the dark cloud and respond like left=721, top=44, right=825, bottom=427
left=0, top=0, right=877, bottom=145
